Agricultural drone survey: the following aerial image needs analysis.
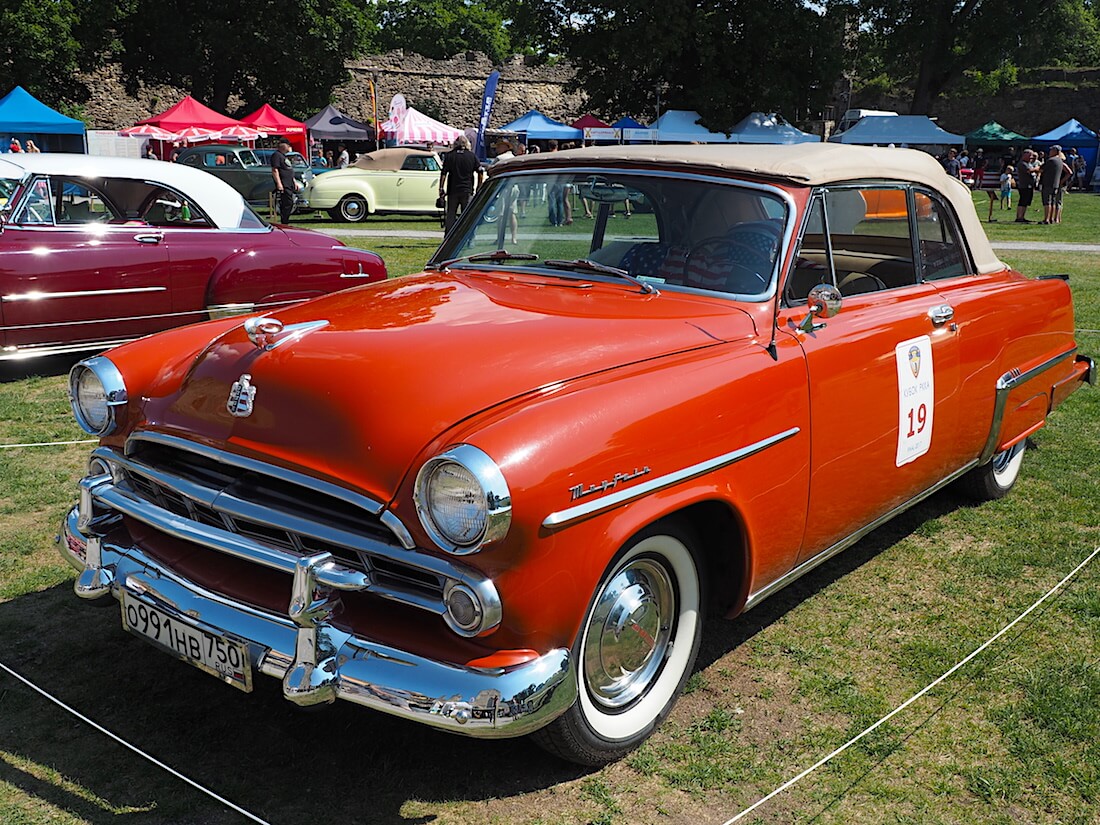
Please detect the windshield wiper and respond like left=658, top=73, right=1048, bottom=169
left=430, top=249, right=539, bottom=270
left=542, top=259, right=659, bottom=295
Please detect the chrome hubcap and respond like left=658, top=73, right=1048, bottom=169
left=583, top=558, right=675, bottom=709
left=343, top=200, right=363, bottom=218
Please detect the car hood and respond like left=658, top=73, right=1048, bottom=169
left=140, top=270, right=758, bottom=503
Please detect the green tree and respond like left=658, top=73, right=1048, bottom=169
left=560, top=0, right=845, bottom=130
left=114, top=0, right=374, bottom=116
left=849, top=0, right=1064, bottom=112
left=375, top=0, right=512, bottom=64
left=0, top=0, right=118, bottom=107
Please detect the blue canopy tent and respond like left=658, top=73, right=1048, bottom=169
left=612, top=116, right=654, bottom=144
left=0, top=86, right=85, bottom=152
left=1029, top=118, right=1099, bottom=185
left=499, top=110, right=583, bottom=142
left=652, top=110, right=737, bottom=143
left=828, top=115, right=963, bottom=147
left=729, top=112, right=820, bottom=144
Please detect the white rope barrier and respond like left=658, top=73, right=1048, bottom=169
left=0, top=659, right=275, bottom=825
left=0, top=439, right=96, bottom=450
left=722, top=542, right=1100, bottom=825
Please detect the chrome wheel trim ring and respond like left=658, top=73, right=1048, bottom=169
left=582, top=557, right=675, bottom=710
left=341, top=197, right=365, bottom=220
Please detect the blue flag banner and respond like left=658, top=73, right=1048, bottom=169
left=474, top=70, right=501, bottom=161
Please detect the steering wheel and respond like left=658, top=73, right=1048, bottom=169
left=683, top=236, right=771, bottom=294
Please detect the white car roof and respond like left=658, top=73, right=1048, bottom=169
left=0, top=152, right=254, bottom=229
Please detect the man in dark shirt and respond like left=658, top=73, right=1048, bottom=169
left=269, top=140, right=295, bottom=224
left=1014, top=149, right=1038, bottom=223
left=942, top=148, right=962, bottom=179
left=438, top=135, right=483, bottom=234
left=1039, top=144, right=1067, bottom=224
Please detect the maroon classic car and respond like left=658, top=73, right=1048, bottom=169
left=0, top=153, right=385, bottom=360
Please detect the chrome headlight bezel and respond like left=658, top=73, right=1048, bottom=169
left=68, top=356, right=128, bottom=436
left=414, top=444, right=511, bottom=555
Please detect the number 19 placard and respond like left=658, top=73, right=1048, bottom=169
left=895, top=335, right=934, bottom=466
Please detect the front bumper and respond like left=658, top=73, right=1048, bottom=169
left=60, top=505, right=576, bottom=738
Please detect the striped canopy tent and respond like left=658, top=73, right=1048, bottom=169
left=379, top=106, right=463, bottom=146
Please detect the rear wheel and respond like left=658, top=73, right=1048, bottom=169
left=534, top=522, right=704, bottom=766
left=335, top=194, right=368, bottom=222
left=957, top=440, right=1026, bottom=501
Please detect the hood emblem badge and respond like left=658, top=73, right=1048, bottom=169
left=243, top=316, right=329, bottom=352
left=227, top=374, right=257, bottom=418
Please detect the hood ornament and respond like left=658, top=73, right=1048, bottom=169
left=243, top=316, right=329, bottom=352
left=227, top=374, right=257, bottom=417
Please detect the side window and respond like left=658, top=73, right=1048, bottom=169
left=786, top=196, right=833, bottom=302
left=15, top=178, right=55, bottom=224
left=914, top=191, right=969, bottom=281
left=180, top=154, right=200, bottom=167
left=824, top=187, right=917, bottom=295
left=58, top=180, right=119, bottom=224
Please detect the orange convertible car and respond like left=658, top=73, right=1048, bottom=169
left=62, top=145, right=1092, bottom=765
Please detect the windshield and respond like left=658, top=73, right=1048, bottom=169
left=433, top=170, right=789, bottom=299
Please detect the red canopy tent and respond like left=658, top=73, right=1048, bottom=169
left=136, top=95, right=247, bottom=158
left=571, top=114, right=615, bottom=144
left=240, top=104, right=308, bottom=155
left=571, top=114, right=611, bottom=130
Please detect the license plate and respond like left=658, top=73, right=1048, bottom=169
left=121, top=591, right=253, bottom=692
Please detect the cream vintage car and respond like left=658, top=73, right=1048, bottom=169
left=302, top=147, right=444, bottom=222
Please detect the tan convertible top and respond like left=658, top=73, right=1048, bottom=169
left=352, top=148, right=436, bottom=172
left=494, top=143, right=1003, bottom=275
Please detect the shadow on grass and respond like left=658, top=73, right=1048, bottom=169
left=696, top=489, right=966, bottom=672
left=0, top=354, right=83, bottom=384
left=0, top=583, right=587, bottom=825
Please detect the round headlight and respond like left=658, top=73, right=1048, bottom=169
left=414, top=445, right=511, bottom=554
left=69, top=357, right=128, bottom=436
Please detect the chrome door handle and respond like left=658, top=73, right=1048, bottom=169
left=134, top=233, right=164, bottom=245
left=928, top=304, right=954, bottom=327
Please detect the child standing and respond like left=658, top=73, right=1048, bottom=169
left=999, top=165, right=1014, bottom=209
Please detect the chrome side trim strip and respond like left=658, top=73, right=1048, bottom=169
left=0, top=338, right=134, bottom=361
left=2, top=286, right=167, bottom=301
left=542, top=427, right=801, bottom=529
left=978, top=347, right=1076, bottom=464
left=743, top=458, right=979, bottom=612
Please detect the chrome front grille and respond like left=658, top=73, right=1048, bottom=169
left=95, top=432, right=461, bottom=612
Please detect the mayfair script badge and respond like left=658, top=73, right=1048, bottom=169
left=227, top=374, right=257, bottom=418
left=569, top=466, right=651, bottom=501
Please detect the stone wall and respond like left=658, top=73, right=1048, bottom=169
left=77, top=51, right=585, bottom=131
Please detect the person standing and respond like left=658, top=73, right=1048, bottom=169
left=1039, top=145, right=1066, bottom=225
left=972, top=148, right=987, bottom=190
left=1014, top=149, right=1038, bottom=223
left=942, top=148, right=962, bottom=179
left=337, top=144, right=349, bottom=168
left=438, top=134, right=483, bottom=235
left=269, top=139, right=296, bottom=224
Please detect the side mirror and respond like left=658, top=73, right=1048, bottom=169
left=798, top=283, right=842, bottom=332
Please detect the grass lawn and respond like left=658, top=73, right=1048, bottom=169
left=0, top=248, right=1096, bottom=824
left=972, top=190, right=1100, bottom=243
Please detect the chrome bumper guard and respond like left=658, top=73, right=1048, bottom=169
left=61, top=497, right=576, bottom=738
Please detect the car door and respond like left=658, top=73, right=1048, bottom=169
left=778, top=186, right=962, bottom=563
left=397, top=154, right=441, bottom=210
left=0, top=175, right=172, bottom=353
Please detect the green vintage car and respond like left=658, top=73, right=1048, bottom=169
left=176, top=145, right=312, bottom=208
left=302, top=147, right=443, bottom=222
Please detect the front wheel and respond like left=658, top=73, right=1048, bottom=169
left=335, top=194, right=368, bottom=222
left=534, top=523, right=704, bottom=766
left=957, top=440, right=1026, bottom=501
